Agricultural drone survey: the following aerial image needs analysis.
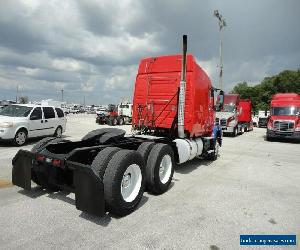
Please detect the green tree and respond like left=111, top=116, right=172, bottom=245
left=231, top=69, right=300, bottom=113
left=18, top=96, right=28, bottom=104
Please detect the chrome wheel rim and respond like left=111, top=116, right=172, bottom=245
left=16, top=132, right=26, bottom=145
left=159, top=155, right=172, bottom=184
left=121, top=164, right=142, bottom=202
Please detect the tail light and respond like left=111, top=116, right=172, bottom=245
left=36, top=154, right=45, bottom=162
left=52, top=159, right=61, bottom=167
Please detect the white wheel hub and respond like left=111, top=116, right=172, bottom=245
left=16, top=132, right=26, bottom=145
left=159, top=155, right=172, bottom=184
left=121, top=164, right=142, bottom=202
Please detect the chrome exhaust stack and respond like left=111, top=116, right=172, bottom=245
left=178, top=35, right=187, bottom=138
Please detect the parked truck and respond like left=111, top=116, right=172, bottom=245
left=12, top=36, right=224, bottom=217
left=96, top=103, right=132, bottom=126
left=96, top=104, right=117, bottom=125
left=266, top=93, right=300, bottom=141
left=216, top=94, right=243, bottom=136
left=237, top=99, right=253, bottom=132
left=258, top=110, right=270, bottom=128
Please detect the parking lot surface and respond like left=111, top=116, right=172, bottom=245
left=0, top=114, right=299, bottom=249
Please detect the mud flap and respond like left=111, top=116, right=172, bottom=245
left=12, top=150, right=33, bottom=190
left=72, top=162, right=105, bottom=217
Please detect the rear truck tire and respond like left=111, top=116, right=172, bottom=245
left=54, top=126, right=62, bottom=138
left=137, top=142, right=155, bottom=162
left=81, top=128, right=125, bottom=143
left=117, top=117, right=124, bottom=125
left=31, top=137, right=56, bottom=153
left=146, top=143, right=175, bottom=195
left=91, top=147, right=121, bottom=180
left=103, top=150, right=145, bottom=216
left=13, top=129, right=28, bottom=146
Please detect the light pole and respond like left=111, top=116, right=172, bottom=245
left=214, top=10, right=226, bottom=91
left=16, top=84, right=19, bottom=103
left=61, top=89, right=64, bottom=102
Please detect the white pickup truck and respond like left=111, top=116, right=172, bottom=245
left=0, top=104, right=67, bottom=146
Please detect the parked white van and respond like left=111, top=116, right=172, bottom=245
left=0, top=104, right=67, bottom=146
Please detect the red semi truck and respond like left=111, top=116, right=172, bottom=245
left=238, top=99, right=253, bottom=132
left=267, top=93, right=300, bottom=140
left=217, top=95, right=253, bottom=136
left=216, top=94, right=242, bottom=136
left=12, top=36, right=224, bottom=217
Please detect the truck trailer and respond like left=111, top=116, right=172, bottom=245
left=267, top=93, right=300, bottom=140
left=237, top=99, right=253, bottom=132
left=12, top=36, right=224, bottom=217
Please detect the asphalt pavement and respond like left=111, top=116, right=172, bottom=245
left=0, top=114, right=299, bottom=249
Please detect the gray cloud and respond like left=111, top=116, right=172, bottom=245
left=0, top=0, right=299, bottom=104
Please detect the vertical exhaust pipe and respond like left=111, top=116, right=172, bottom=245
left=178, top=35, right=187, bottom=138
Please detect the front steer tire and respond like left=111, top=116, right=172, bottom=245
left=103, top=150, right=145, bottom=217
left=232, top=127, right=237, bottom=137
left=146, top=144, right=175, bottom=195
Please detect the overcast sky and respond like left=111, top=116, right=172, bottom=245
left=0, top=0, right=299, bottom=105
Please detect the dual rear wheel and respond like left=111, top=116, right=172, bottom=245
left=92, top=143, right=175, bottom=216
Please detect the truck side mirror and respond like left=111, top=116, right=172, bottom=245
left=218, top=90, right=224, bottom=110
